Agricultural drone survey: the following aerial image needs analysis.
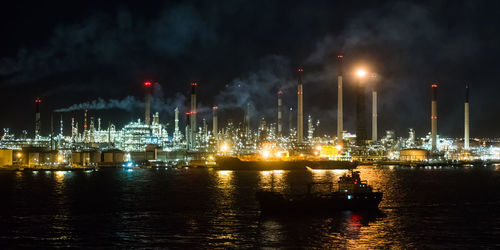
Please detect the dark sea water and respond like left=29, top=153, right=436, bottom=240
left=1, top=165, right=500, bottom=248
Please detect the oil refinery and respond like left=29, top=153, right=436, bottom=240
left=0, top=56, right=499, bottom=170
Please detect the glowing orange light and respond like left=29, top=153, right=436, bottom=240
left=432, top=84, right=438, bottom=88
left=144, top=82, right=152, bottom=86
left=356, top=69, right=367, bottom=78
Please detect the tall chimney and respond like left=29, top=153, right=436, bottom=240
left=245, top=103, right=251, bottom=136
left=464, top=83, right=469, bottom=149
left=337, top=55, right=343, bottom=142
left=84, top=109, right=88, bottom=142
left=288, top=107, right=293, bottom=136
left=71, top=117, right=75, bottom=142
left=50, top=112, right=54, bottom=149
left=297, top=67, right=304, bottom=144
left=213, top=106, right=218, bottom=140
left=144, top=82, right=152, bottom=125
left=174, top=107, right=180, bottom=143
left=190, top=82, right=197, bottom=148
left=277, top=90, right=283, bottom=137
left=35, top=98, right=41, bottom=139
left=356, top=75, right=367, bottom=146
left=431, top=83, right=438, bottom=151
left=60, top=115, right=63, bottom=136
left=186, top=112, right=191, bottom=150
left=372, top=90, right=378, bottom=141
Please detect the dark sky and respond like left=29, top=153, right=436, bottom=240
left=1, top=0, right=500, bottom=138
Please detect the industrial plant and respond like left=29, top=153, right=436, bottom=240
left=0, top=56, right=498, bottom=170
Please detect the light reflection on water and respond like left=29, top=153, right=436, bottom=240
left=1, top=166, right=499, bottom=248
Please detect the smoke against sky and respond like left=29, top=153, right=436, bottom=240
left=1, top=0, right=500, bottom=137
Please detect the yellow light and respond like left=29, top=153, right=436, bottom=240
left=336, top=144, right=342, bottom=151
left=356, top=69, right=367, bottom=78
left=316, top=145, right=322, bottom=151
left=220, top=143, right=230, bottom=153
left=57, top=155, right=63, bottom=163
left=16, top=153, right=22, bottom=158
left=275, top=152, right=282, bottom=158
left=262, top=150, right=270, bottom=158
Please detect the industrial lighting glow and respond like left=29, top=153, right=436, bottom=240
left=356, top=69, right=367, bottom=78
left=220, top=143, right=230, bottom=153
left=262, top=150, right=270, bottom=158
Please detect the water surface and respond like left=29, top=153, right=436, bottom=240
left=0, top=166, right=499, bottom=248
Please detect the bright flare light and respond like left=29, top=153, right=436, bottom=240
left=356, top=69, right=367, bottom=78
left=262, top=150, right=270, bottom=158
left=220, top=143, right=230, bottom=153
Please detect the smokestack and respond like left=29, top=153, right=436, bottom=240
left=60, top=115, right=63, bottom=136
left=186, top=112, right=191, bottom=150
left=50, top=112, right=54, bottom=149
left=213, top=106, right=218, bottom=140
left=431, top=83, right=438, bottom=152
left=288, top=107, right=293, bottom=135
left=356, top=74, right=367, bottom=146
left=337, top=55, right=343, bottom=142
left=144, top=82, right=152, bottom=125
left=297, top=67, right=304, bottom=144
left=464, top=83, right=469, bottom=149
left=372, top=90, right=377, bottom=141
left=71, top=117, right=75, bottom=142
left=277, top=90, right=283, bottom=137
left=174, top=107, right=180, bottom=143
left=190, top=82, right=197, bottom=148
left=84, top=109, right=88, bottom=142
left=245, top=103, right=251, bottom=136
left=35, top=98, right=41, bottom=138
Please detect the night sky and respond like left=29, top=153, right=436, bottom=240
left=1, top=0, right=500, bottom=138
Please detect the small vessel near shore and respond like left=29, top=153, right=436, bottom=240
left=256, top=170, right=382, bottom=212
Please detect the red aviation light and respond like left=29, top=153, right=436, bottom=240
left=191, top=82, right=198, bottom=86
left=338, top=55, right=343, bottom=58
left=35, top=98, right=41, bottom=103
left=297, top=68, right=304, bottom=72
left=278, top=90, right=283, bottom=95
left=213, top=106, right=218, bottom=110
left=186, top=112, right=191, bottom=115
left=144, top=82, right=152, bottom=86
left=431, top=84, right=438, bottom=88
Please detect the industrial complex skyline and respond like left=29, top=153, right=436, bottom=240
left=1, top=1, right=500, bottom=138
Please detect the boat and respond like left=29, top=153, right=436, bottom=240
left=255, top=170, right=383, bottom=212
left=215, top=156, right=357, bottom=170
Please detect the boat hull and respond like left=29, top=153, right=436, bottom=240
left=255, top=191, right=383, bottom=213
left=215, top=156, right=357, bottom=170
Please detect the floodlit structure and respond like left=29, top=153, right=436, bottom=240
left=35, top=98, right=41, bottom=139
left=464, top=83, right=470, bottom=149
left=190, top=82, right=197, bottom=149
left=277, top=90, right=283, bottom=137
left=213, top=106, right=218, bottom=140
left=337, top=55, right=343, bottom=142
left=431, top=83, right=438, bottom=152
left=356, top=69, right=367, bottom=145
left=372, top=89, right=377, bottom=141
left=297, top=67, right=304, bottom=144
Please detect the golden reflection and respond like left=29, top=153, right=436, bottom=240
left=259, top=170, right=286, bottom=191
left=55, top=171, right=66, bottom=183
left=216, top=170, right=234, bottom=190
left=16, top=171, right=22, bottom=179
